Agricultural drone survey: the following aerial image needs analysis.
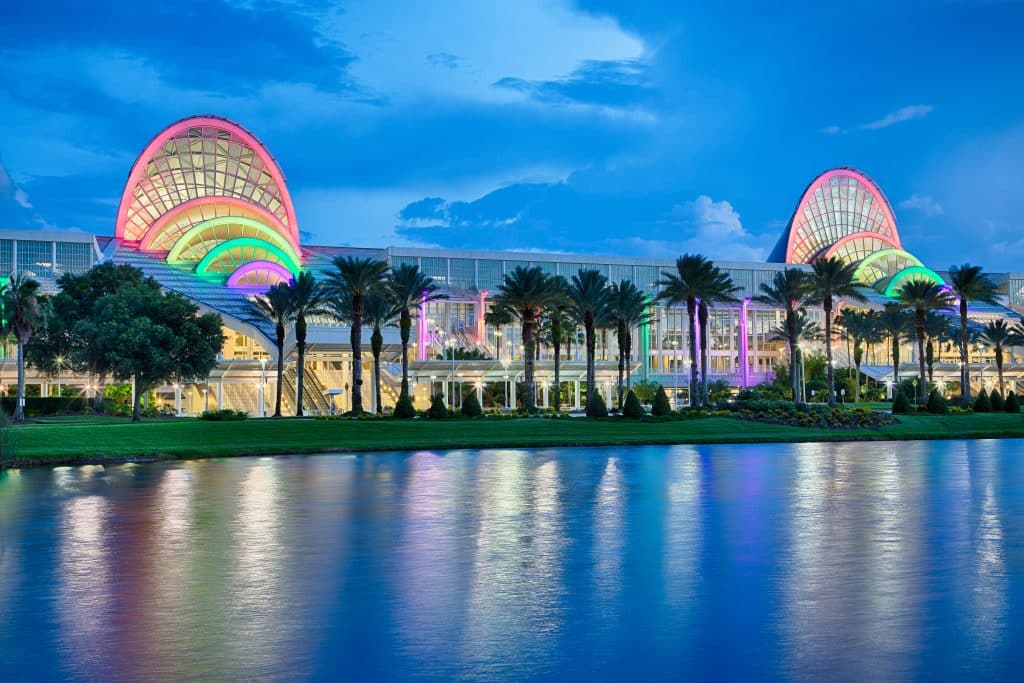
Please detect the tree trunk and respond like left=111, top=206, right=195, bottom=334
left=824, top=296, right=836, bottom=406
left=854, top=342, right=863, bottom=402
left=14, top=339, right=26, bottom=422
left=686, top=298, right=699, bottom=406
left=274, top=322, right=285, bottom=417
left=400, top=308, right=411, bottom=398
left=372, top=326, right=383, bottom=414
left=585, top=314, right=597, bottom=413
left=996, top=348, right=1004, bottom=397
left=522, top=315, right=536, bottom=411
left=625, top=331, right=634, bottom=391
left=926, top=339, right=935, bottom=386
left=92, top=374, right=106, bottom=412
left=295, top=315, right=307, bottom=417
left=959, top=299, right=970, bottom=405
left=699, top=301, right=710, bottom=406
left=616, top=321, right=625, bottom=409
left=916, top=311, right=927, bottom=404
left=892, top=336, right=900, bottom=384
left=787, top=307, right=799, bottom=402
left=552, top=316, right=562, bottom=411
left=132, top=379, right=143, bottom=423
left=351, top=296, right=365, bottom=414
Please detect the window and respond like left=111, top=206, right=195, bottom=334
left=609, top=264, right=634, bottom=285
left=448, top=258, right=476, bottom=289
left=0, top=240, right=12, bottom=274
left=420, top=257, right=447, bottom=285
left=477, top=260, right=502, bottom=289
left=16, top=240, right=52, bottom=277
left=55, top=242, right=92, bottom=275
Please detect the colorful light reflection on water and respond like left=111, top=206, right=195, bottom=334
left=1, top=441, right=1023, bottom=681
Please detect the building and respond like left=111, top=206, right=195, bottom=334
left=2, top=115, right=1023, bottom=414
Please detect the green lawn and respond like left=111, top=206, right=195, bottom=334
left=3, top=412, right=1023, bottom=468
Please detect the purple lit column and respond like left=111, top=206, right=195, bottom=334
left=739, top=298, right=750, bottom=388
left=417, top=291, right=428, bottom=361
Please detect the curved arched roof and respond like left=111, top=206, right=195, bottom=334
left=115, top=115, right=298, bottom=245
left=768, top=167, right=901, bottom=264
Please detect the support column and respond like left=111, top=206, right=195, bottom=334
left=417, top=292, right=429, bottom=361
left=509, top=380, right=516, bottom=409
left=477, top=290, right=488, bottom=344
left=217, top=382, right=223, bottom=410
left=476, top=382, right=483, bottom=407
left=574, top=380, right=581, bottom=410
left=739, top=298, right=750, bottom=388
left=541, top=383, right=549, bottom=408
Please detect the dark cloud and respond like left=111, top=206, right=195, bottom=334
left=493, top=59, right=654, bottom=108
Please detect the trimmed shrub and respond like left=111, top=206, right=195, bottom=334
left=393, top=392, right=416, bottom=419
left=199, top=409, right=248, bottom=421
left=926, top=388, right=948, bottom=414
left=973, top=389, right=991, bottom=413
left=892, top=389, right=913, bottom=414
left=990, top=389, right=1004, bottom=411
left=622, top=390, right=644, bottom=419
left=427, top=394, right=448, bottom=419
left=651, top=385, right=671, bottom=417
left=587, top=390, right=608, bottom=418
left=460, top=391, right=483, bottom=417
left=1004, top=391, right=1020, bottom=413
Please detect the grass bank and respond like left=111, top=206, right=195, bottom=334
left=3, top=412, right=1024, bottom=468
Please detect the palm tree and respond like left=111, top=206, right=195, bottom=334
left=5, top=274, right=41, bottom=422
left=656, top=254, right=737, bottom=406
left=897, top=279, right=956, bottom=404
left=249, top=283, right=293, bottom=417
left=837, top=309, right=882, bottom=402
left=490, top=266, right=552, bottom=411
left=567, top=269, right=611, bottom=415
left=484, top=303, right=514, bottom=360
left=948, top=264, right=999, bottom=404
left=323, top=257, right=390, bottom=414
left=608, top=280, right=650, bottom=408
left=697, top=268, right=740, bottom=405
left=387, top=264, right=445, bottom=401
left=877, top=303, right=913, bottom=386
left=283, top=271, right=329, bottom=416
left=363, top=293, right=400, bottom=414
left=770, top=311, right=821, bottom=401
left=978, top=319, right=1021, bottom=397
left=753, top=268, right=812, bottom=402
left=922, top=311, right=950, bottom=386
left=543, top=276, right=571, bottom=411
left=806, top=256, right=867, bottom=405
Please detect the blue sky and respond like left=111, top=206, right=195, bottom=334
left=1, top=0, right=1023, bottom=269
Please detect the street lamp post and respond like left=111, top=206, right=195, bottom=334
left=259, top=357, right=268, bottom=417
left=55, top=355, right=63, bottom=397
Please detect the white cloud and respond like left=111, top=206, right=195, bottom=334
left=860, top=105, right=934, bottom=130
left=315, top=0, right=645, bottom=107
left=13, top=188, right=32, bottom=209
left=898, top=193, right=943, bottom=216
left=664, top=195, right=767, bottom=261
left=821, top=125, right=841, bottom=135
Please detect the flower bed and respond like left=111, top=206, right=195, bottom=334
left=726, top=400, right=897, bottom=430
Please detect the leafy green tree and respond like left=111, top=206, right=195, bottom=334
left=926, top=388, right=948, bottom=414
left=608, top=280, right=649, bottom=409
left=460, top=390, right=483, bottom=417
left=892, top=388, right=912, bottom=414
left=753, top=268, right=812, bottom=402
left=1004, top=391, right=1020, bottom=413
left=4, top=274, right=41, bottom=422
left=587, top=388, right=608, bottom=417
left=388, top=263, right=445, bottom=401
left=651, top=385, right=672, bottom=416
left=484, top=302, right=515, bottom=360
left=427, top=393, right=448, bottom=419
left=323, top=257, right=390, bottom=414
left=491, top=266, right=554, bottom=411
left=567, top=269, right=612, bottom=417
left=973, top=388, right=991, bottom=413
left=990, top=389, right=1004, bottom=411
left=82, top=280, right=223, bottom=421
left=249, top=283, right=293, bottom=417
left=631, top=380, right=657, bottom=404
left=769, top=309, right=820, bottom=401
left=26, top=262, right=145, bottom=410
left=948, top=264, right=999, bottom=405
left=978, top=319, right=1021, bottom=398
left=897, top=279, right=956, bottom=404
left=622, top=389, right=644, bottom=418
left=806, top=256, right=867, bottom=405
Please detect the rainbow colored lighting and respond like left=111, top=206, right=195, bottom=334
left=883, top=267, right=946, bottom=298
left=226, top=260, right=294, bottom=293
left=195, top=237, right=302, bottom=280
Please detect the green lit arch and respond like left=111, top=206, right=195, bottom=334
left=194, top=237, right=302, bottom=281
left=166, top=216, right=301, bottom=267
left=882, top=266, right=945, bottom=298
left=852, top=248, right=923, bottom=285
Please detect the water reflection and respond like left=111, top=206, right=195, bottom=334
left=2, top=441, right=1022, bottom=680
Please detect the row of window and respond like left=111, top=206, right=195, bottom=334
left=0, top=240, right=93, bottom=277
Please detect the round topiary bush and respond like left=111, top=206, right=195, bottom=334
left=892, top=389, right=912, bottom=414
left=460, top=391, right=483, bottom=417
left=622, top=390, right=644, bottom=419
left=427, top=394, right=448, bottom=419
left=393, top=392, right=416, bottom=419
left=926, top=388, right=948, bottom=414
left=587, top=390, right=608, bottom=418
left=990, top=389, right=1004, bottom=411
left=651, top=385, right=671, bottom=417
left=973, top=388, right=991, bottom=413
left=1004, top=391, right=1020, bottom=413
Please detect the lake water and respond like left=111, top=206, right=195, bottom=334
left=2, top=442, right=1024, bottom=681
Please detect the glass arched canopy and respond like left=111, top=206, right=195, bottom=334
left=116, top=116, right=302, bottom=293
